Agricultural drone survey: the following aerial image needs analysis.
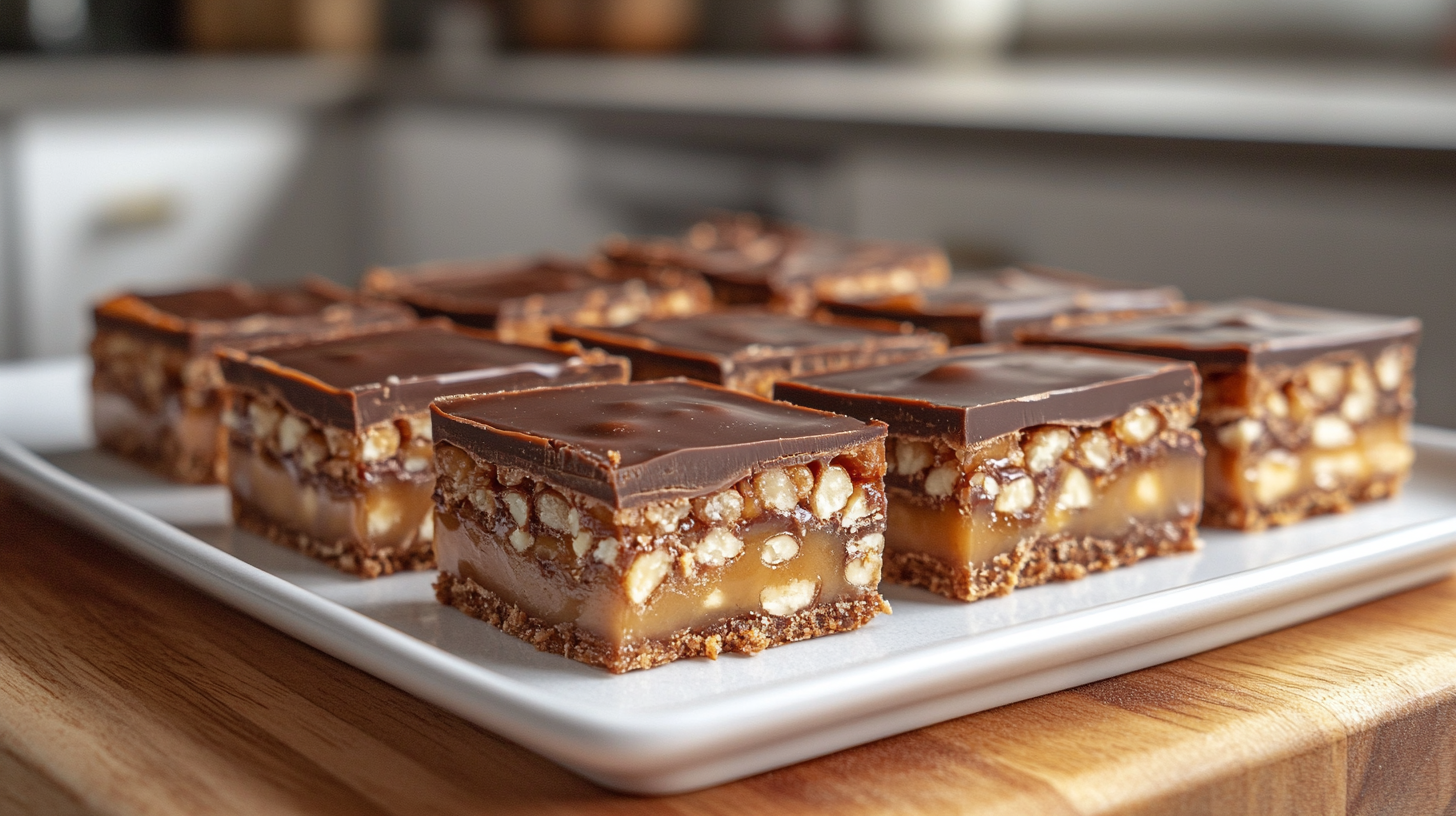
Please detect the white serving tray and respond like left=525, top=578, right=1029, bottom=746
left=3, top=357, right=1456, bottom=794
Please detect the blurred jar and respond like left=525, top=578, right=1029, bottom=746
left=429, top=0, right=498, bottom=64
left=513, top=0, right=699, bottom=52
left=863, top=0, right=1019, bottom=58
left=516, top=0, right=591, bottom=49
left=298, top=0, right=379, bottom=53
left=770, top=0, right=854, bottom=52
left=597, top=0, right=698, bottom=52
left=183, top=0, right=379, bottom=53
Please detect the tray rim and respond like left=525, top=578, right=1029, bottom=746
left=3, top=408, right=1455, bottom=793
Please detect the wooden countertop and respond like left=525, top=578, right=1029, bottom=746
left=2, top=481, right=1455, bottom=815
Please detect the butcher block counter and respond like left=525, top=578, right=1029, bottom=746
left=1, top=480, right=1454, bottom=815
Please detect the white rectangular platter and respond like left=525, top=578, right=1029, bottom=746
left=3, top=357, right=1456, bottom=794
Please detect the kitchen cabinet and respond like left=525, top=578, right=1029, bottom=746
left=10, top=109, right=310, bottom=358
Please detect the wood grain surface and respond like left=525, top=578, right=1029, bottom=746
left=1, top=481, right=1455, bottom=816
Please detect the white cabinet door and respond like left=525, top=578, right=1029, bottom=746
left=14, top=110, right=308, bottom=358
left=368, top=108, right=613, bottom=265
left=0, top=121, right=13, bottom=360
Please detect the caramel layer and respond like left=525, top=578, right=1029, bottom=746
left=886, top=448, right=1203, bottom=570
left=227, top=443, right=434, bottom=557
left=436, top=511, right=873, bottom=648
left=93, top=388, right=222, bottom=484
left=1205, top=415, right=1412, bottom=529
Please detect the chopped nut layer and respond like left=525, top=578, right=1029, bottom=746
left=224, top=390, right=438, bottom=577
left=882, top=400, right=1204, bottom=601
left=1199, top=345, right=1416, bottom=530
left=435, top=572, right=886, bottom=674
left=432, top=439, right=889, bottom=671
left=91, top=331, right=226, bottom=483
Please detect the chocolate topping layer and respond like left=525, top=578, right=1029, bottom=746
left=1021, top=299, right=1421, bottom=366
left=142, top=287, right=336, bottom=321
left=924, top=266, right=1173, bottom=312
left=433, top=379, right=886, bottom=507
left=775, top=235, right=947, bottom=286
left=601, top=213, right=802, bottom=286
left=601, top=215, right=946, bottom=306
left=606, top=310, right=919, bottom=355
left=93, top=282, right=414, bottom=351
left=219, top=322, right=628, bottom=430
left=822, top=266, right=1181, bottom=342
left=774, top=344, right=1199, bottom=443
left=557, top=310, right=943, bottom=383
left=363, top=256, right=639, bottom=329
left=372, top=257, right=593, bottom=307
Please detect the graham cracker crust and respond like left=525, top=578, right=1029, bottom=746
left=233, top=499, right=435, bottom=579
left=884, top=516, right=1200, bottom=602
left=435, top=571, right=888, bottom=674
left=1202, top=474, right=1406, bottom=532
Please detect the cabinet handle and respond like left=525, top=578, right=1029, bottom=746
left=92, top=190, right=178, bottom=237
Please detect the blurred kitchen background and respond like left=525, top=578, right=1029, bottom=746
left=1, top=0, right=1454, bottom=421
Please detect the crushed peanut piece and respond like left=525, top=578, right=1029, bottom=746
left=760, top=532, right=800, bottom=566
left=1056, top=468, right=1093, bottom=511
left=1113, top=407, right=1161, bottom=446
left=695, top=528, right=744, bottom=566
left=994, top=474, right=1036, bottom=515
left=760, top=579, right=817, bottom=616
left=625, top=550, right=671, bottom=604
left=1024, top=427, right=1072, bottom=473
left=924, top=464, right=959, bottom=498
left=755, top=469, right=799, bottom=513
left=840, top=486, right=872, bottom=528
left=811, top=465, right=853, bottom=519
left=895, top=440, right=934, bottom=476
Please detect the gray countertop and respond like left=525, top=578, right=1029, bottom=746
left=5, top=54, right=1456, bottom=150
left=0, top=55, right=376, bottom=111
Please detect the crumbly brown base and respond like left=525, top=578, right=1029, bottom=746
left=884, top=516, right=1200, bottom=602
left=435, top=571, right=888, bottom=674
left=1202, top=474, right=1405, bottom=532
left=97, top=421, right=218, bottom=484
left=233, top=499, right=434, bottom=579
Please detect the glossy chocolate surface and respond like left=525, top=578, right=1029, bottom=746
left=372, top=257, right=611, bottom=319
left=921, top=267, right=1173, bottom=313
left=93, top=282, right=413, bottom=351
left=141, top=287, right=337, bottom=321
left=591, top=311, right=919, bottom=357
left=220, top=323, right=628, bottom=430
left=434, top=379, right=886, bottom=507
left=602, top=215, right=945, bottom=306
left=774, top=344, right=1198, bottom=443
left=1021, top=299, right=1422, bottom=367
left=602, top=213, right=801, bottom=287
left=775, top=235, right=945, bottom=285
left=823, top=266, right=1181, bottom=342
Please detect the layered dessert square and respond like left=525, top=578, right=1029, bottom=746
left=819, top=265, right=1183, bottom=346
left=775, top=345, right=1204, bottom=601
left=599, top=213, right=806, bottom=306
left=362, top=255, right=711, bottom=344
left=555, top=309, right=948, bottom=397
left=218, top=322, right=628, bottom=577
left=1020, top=300, right=1420, bottom=530
left=431, top=379, right=890, bottom=673
left=600, top=212, right=949, bottom=314
left=91, top=281, right=415, bottom=483
left=771, top=234, right=952, bottom=316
